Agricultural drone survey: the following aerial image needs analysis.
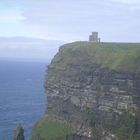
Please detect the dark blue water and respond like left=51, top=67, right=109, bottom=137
left=0, top=60, right=47, bottom=140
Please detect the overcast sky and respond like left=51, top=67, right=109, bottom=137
left=0, top=0, right=140, bottom=42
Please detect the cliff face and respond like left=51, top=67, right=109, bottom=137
left=31, top=42, right=140, bottom=140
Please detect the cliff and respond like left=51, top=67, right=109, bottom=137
left=31, top=42, right=140, bottom=140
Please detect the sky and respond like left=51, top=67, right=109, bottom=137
left=0, top=0, right=140, bottom=42
left=0, top=37, right=63, bottom=61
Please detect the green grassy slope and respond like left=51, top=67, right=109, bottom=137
left=39, top=121, right=71, bottom=139
left=31, top=117, right=72, bottom=140
left=52, top=42, right=140, bottom=73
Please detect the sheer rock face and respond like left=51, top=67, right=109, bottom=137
left=33, top=42, right=140, bottom=140
left=45, top=64, right=140, bottom=140
left=13, top=124, right=25, bottom=140
left=46, top=64, right=139, bottom=115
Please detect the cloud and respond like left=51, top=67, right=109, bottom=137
left=0, top=6, right=25, bottom=23
left=109, top=0, right=140, bottom=10
left=1, top=0, right=140, bottom=42
left=0, top=14, right=25, bottom=23
left=110, top=0, right=140, bottom=4
left=19, top=0, right=140, bottom=41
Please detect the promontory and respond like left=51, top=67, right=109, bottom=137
left=31, top=42, right=140, bottom=140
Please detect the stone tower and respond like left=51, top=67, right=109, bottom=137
left=89, top=32, right=101, bottom=42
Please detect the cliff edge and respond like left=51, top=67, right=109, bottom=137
left=31, top=42, right=140, bottom=140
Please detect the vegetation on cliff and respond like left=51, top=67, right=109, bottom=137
left=31, top=117, right=72, bottom=140
left=52, top=41, right=140, bottom=73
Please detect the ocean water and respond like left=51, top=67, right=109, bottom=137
left=0, top=60, right=47, bottom=140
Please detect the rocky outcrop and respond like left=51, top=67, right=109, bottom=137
left=13, top=124, right=25, bottom=140
left=32, top=42, right=140, bottom=140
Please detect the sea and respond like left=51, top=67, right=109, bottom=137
left=0, top=59, right=48, bottom=140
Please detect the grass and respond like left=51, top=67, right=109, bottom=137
left=33, top=119, right=72, bottom=140
left=52, top=42, right=140, bottom=73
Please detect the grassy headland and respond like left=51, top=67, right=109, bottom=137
left=52, top=42, right=140, bottom=73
